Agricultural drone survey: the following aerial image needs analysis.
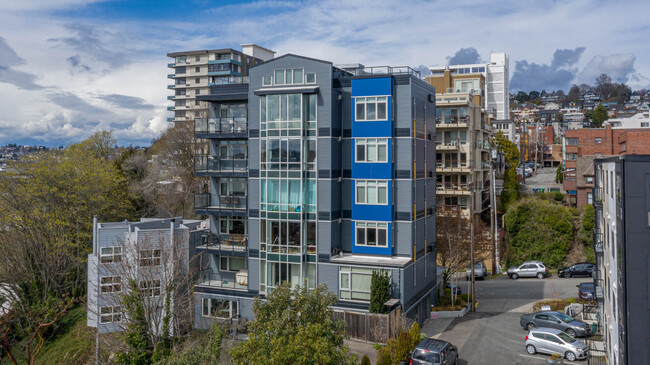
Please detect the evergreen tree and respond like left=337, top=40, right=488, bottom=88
left=369, top=271, right=391, bottom=314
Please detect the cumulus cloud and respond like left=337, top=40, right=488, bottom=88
left=577, top=53, right=636, bottom=84
left=98, top=94, right=155, bottom=110
left=0, top=37, right=43, bottom=90
left=446, top=47, right=483, bottom=65
left=510, top=47, right=585, bottom=91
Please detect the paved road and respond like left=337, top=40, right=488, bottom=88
left=521, top=167, right=562, bottom=193
left=433, top=275, right=590, bottom=364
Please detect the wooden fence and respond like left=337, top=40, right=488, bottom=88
left=332, top=306, right=404, bottom=343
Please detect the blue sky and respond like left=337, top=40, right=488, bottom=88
left=0, top=0, right=649, bottom=146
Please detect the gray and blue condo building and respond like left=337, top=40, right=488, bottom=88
left=186, top=49, right=437, bottom=326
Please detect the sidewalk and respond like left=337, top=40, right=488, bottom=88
left=421, top=317, right=455, bottom=339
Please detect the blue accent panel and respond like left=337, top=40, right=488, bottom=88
left=351, top=77, right=392, bottom=97
left=208, top=71, right=242, bottom=76
left=351, top=181, right=393, bottom=222
left=351, top=222, right=392, bottom=255
left=351, top=141, right=392, bottom=180
left=352, top=120, right=392, bottom=138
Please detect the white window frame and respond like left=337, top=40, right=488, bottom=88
left=100, top=246, right=122, bottom=263
left=100, top=306, right=121, bottom=323
left=202, top=298, right=239, bottom=319
left=355, top=180, right=388, bottom=205
left=220, top=256, right=247, bottom=272
left=339, top=266, right=390, bottom=302
left=355, top=138, right=388, bottom=163
left=139, top=249, right=161, bottom=267
left=272, top=68, right=305, bottom=86
left=139, top=279, right=161, bottom=297
left=305, top=73, right=316, bottom=84
left=355, top=221, right=389, bottom=247
left=262, top=75, right=272, bottom=86
left=100, top=276, right=122, bottom=293
left=355, top=96, right=388, bottom=121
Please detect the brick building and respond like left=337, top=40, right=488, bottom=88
left=563, top=125, right=650, bottom=208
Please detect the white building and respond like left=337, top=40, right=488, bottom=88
left=429, top=52, right=510, bottom=120
left=604, top=112, right=650, bottom=129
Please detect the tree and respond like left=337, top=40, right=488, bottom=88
left=229, top=283, right=357, bottom=365
left=375, top=323, right=421, bottom=364
left=515, top=91, right=529, bottom=103
left=369, top=271, right=391, bottom=314
left=504, top=197, right=578, bottom=268
left=555, top=164, right=563, bottom=183
left=592, top=103, right=609, bottom=128
left=578, top=205, right=596, bottom=263
left=566, top=85, right=581, bottom=103
left=494, top=131, right=520, bottom=209
left=595, top=74, right=613, bottom=99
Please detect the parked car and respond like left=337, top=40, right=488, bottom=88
left=524, top=327, right=589, bottom=361
left=445, top=283, right=462, bottom=295
left=577, top=282, right=595, bottom=300
left=558, top=263, right=595, bottom=278
left=507, top=261, right=548, bottom=279
left=410, top=338, right=459, bottom=365
left=466, top=261, right=487, bottom=280
left=520, top=310, right=591, bottom=338
left=516, top=166, right=533, bottom=177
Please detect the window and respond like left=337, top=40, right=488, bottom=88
left=175, top=66, right=186, bottom=75
left=175, top=56, right=186, bottom=63
left=220, top=217, right=246, bottom=235
left=195, top=77, right=200, bottom=84
left=355, top=222, right=388, bottom=247
left=586, top=176, right=594, bottom=184
left=195, top=66, right=200, bottom=72
left=100, top=306, right=121, bottom=323
left=262, top=76, right=272, bottom=86
left=355, top=96, right=388, bottom=121
left=140, top=249, right=161, bottom=267
left=273, top=68, right=304, bottom=85
left=305, top=73, right=316, bottom=83
left=195, top=88, right=200, bottom=95
left=139, top=280, right=161, bottom=297
left=339, top=266, right=389, bottom=301
left=355, top=138, right=388, bottom=162
left=355, top=180, right=388, bottom=205
left=642, top=122, right=649, bottom=127
left=566, top=138, right=578, bottom=146
left=100, top=246, right=122, bottom=263
left=100, top=276, right=121, bottom=293
left=595, top=137, right=602, bottom=144
left=195, top=55, right=201, bottom=61
left=566, top=153, right=577, bottom=160
left=202, top=298, right=238, bottom=319
left=220, top=256, right=246, bottom=272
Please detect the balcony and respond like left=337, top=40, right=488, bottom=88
left=196, top=269, right=247, bottom=291
left=436, top=116, right=470, bottom=128
left=436, top=161, right=471, bottom=172
left=208, top=76, right=249, bottom=86
left=594, top=230, right=603, bottom=254
left=347, top=65, right=421, bottom=78
left=167, top=106, right=175, bottom=111
left=167, top=63, right=175, bottom=68
left=480, top=161, right=492, bottom=169
left=167, top=74, right=175, bottom=79
left=594, top=279, right=604, bottom=302
left=593, top=187, right=603, bottom=207
left=167, top=85, right=175, bottom=89
left=194, top=118, right=248, bottom=138
left=436, top=182, right=471, bottom=195
left=194, top=193, right=247, bottom=217
left=167, top=117, right=175, bottom=122
left=194, top=155, right=247, bottom=177
left=193, top=231, right=247, bottom=256
left=167, top=95, right=175, bottom=100
left=436, top=139, right=459, bottom=150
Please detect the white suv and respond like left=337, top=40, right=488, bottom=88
left=507, top=261, right=548, bottom=279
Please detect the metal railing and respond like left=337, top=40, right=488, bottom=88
left=436, top=183, right=470, bottom=191
left=194, top=193, right=247, bottom=210
left=593, top=187, right=602, bottom=205
left=194, top=117, right=248, bottom=135
left=436, top=139, right=459, bottom=148
left=436, top=116, right=470, bottom=126
left=197, top=269, right=247, bottom=290
left=208, top=76, right=249, bottom=85
left=594, top=279, right=604, bottom=301
left=347, top=66, right=421, bottom=78
left=193, top=231, right=248, bottom=252
left=436, top=161, right=471, bottom=169
left=593, top=230, right=603, bottom=254
left=194, top=155, right=247, bottom=174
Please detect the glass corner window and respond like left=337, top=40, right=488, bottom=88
left=262, top=75, right=272, bottom=86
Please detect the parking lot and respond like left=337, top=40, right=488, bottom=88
left=432, top=275, right=591, bottom=364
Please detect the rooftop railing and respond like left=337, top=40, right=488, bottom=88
left=347, top=66, right=421, bottom=78
left=208, top=76, right=249, bottom=85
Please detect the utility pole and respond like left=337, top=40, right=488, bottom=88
left=489, top=161, right=496, bottom=274
left=470, top=183, right=475, bottom=312
left=492, top=167, right=499, bottom=273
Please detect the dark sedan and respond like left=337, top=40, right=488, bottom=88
left=520, top=311, right=591, bottom=338
left=578, top=282, right=595, bottom=300
left=558, top=263, right=595, bottom=278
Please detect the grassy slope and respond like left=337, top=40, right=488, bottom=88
left=1, top=306, right=95, bottom=365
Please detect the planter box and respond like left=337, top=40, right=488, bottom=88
left=430, top=306, right=468, bottom=319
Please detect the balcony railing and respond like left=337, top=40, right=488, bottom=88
left=194, top=155, right=247, bottom=174
left=436, top=182, right=470, bottom=191
left=193, top=231, right=248, bottom=252
left=194, top=118, right=248, bottom=135
left=593, top=187, right=602, bottom=205
left=194, top=193, right=247, bottom=210
left=481, top=161, right=492, bottom=169
left=208, top=76, right=249, bottom=85
left=436, top=139, right=459, bottom=149
left=347, top=66, right=421, bottom=78
left=594, top=279, right=604, bottom=302
left=436, top=116, right=470, bottom=126
left=197, top=269, right=247, bottom=290
left=593, top=230, right=603, bottom=254
left=436, top=161, right=471, bottom=169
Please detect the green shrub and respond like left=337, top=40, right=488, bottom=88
left=360, top=354, right=371, bottom=365
left=370, top=271, right=391, bottom=313
left=458, top=293, right=472, bottom=303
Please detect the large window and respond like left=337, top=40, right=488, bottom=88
left=100, top=306, right=121, bottom=323
left=220, top=256, right=246, bottom=272
left=355, top=181, right=388, bottom=205
left=339, top=266, right=389, bottom=301
left=355, top=97, right=388, bottom=121
left=219, top=217, right=246, bottom=235
left=139, top=249, right=161, bottom=267
left=100, top=276, right=122, bottom=293
left=140, top=280, right=161, bottom=297
left=355, top=138, right=388, bottom=163
left=355, top=222, right=388, bottom=247
left=272, top=68, right=304, bottom=85
left=202, top=298, right=238, bottom=319
left=100, top=246, right=122, bottom=263
left=454, top=78, right=480, bottom=93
